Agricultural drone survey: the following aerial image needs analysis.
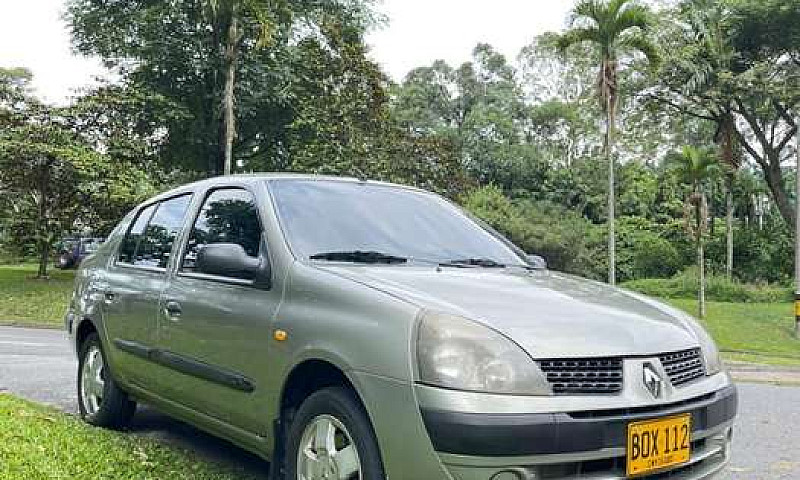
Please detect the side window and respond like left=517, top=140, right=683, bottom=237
left=181, top=188, right=262, bottom=273
left=117, top=194, right=193, bottom=269
left=118, top=204, right=157, bottom=264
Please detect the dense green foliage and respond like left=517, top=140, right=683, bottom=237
left=0, top=69, right=164, bottom=276
left=1, top=0, right=798, bottom=291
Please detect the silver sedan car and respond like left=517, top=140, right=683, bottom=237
left=66, top=174, right=736, bottom=480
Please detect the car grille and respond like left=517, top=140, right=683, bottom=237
left=538, top=357, right=623, bottom=395
left=659, top=348, right=705, bottom=386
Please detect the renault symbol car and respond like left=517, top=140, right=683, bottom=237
left=66, top=174, right=737, bottom=480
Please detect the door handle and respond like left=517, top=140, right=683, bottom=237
left=103, top=290, right=117, bottom=303
left=164, top=300, right=182, bottom=318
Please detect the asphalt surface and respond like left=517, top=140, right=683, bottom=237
left=1, top=325, right=799, bottom=479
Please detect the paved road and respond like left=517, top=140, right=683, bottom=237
left=1, top=326, right=798, bottom=479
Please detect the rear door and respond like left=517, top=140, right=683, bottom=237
left=157, top=186, right=280, bottom=432
left=102, top=194, right=193, bottom=387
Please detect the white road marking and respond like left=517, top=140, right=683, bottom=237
left=0, top=340, right=53, bottom=347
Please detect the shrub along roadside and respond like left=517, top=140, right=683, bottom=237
left=0, top=394, right=261, bottom=480
left=623, top=268, right=792, bottom=303
left=463, top=186, right=686, bottom=283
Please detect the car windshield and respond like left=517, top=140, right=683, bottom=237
left=269, top=179, right=525, bottom=266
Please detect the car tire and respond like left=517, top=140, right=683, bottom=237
left=77, top=332, right=136, bottom=429
left=284, top=387, right=385, bottom=480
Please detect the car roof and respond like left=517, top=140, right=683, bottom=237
left=145, top=173, right=430, bottom=205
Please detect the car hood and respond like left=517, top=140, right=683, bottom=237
left=316, top=264, right=700, bottom=358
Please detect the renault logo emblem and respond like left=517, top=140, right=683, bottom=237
left=643, top=362, right=663, bottom=399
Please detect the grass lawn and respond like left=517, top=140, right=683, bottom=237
left=0, top=393, right=260, bottom=479
left=0, top=264, right=75, bottom=327
left=667, top=299, right=800, bottom=366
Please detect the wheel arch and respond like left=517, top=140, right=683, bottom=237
left=279, top=358, right=364, bottom=419
left=75, top=317, right=100, bottom=353
left=273, top=357, right=384, bottom=478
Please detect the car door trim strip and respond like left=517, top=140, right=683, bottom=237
left=113, top=338, right=255, bottom=393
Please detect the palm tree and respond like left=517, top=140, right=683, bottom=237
left=679, top=0, right=741, bottom=279
left=556, top=0, right=658, bottom=285
left=558, top=0, right=658, bottom=285
left=666, top=146, right=719, bottom=318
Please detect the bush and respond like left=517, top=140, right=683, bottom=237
left=623, top=268, right=792, bottom=303
left=463, top=187, right=689, bottom=282
left=615, top=217, right=683, bottom=281
left=463, top=186, right=606, bottom=279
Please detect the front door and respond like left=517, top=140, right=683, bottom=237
left=157, top=187, right=279, bottom=433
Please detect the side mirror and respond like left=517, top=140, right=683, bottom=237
left=526, top=254, right=547, bottom=269
left=196, top=243, right=263, bottom=282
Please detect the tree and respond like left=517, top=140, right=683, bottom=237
left=666, top=146, right=719, bottom=318
left=726, top=0, right=800, bottom=229
left=393, top=44, right=541, bottom=195
left=0, top=121, right=107, bottom=278
left=556, top=0, right=659, bottom=285
left=67, top=0, right=381, bottom=176
left=64, top=85, right=174, bottom=233
left=200, top=0, right=290, bottom=175
left=0, top=67, right=34, bottom=128
left=653, top=0, right=799, bottom=229
left=652, top=0, right=742, bottom=277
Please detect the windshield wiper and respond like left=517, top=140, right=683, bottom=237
left=439, top=257, right=506, bottom=268
left=309, top=250, right=408, bottom=264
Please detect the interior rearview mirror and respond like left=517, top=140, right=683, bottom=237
left=196, top=243, right=263, bottom=282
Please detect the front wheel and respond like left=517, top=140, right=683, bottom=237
left=285, top=387, right=385, bottom=480
left=77, top=332, right=136, bottom=429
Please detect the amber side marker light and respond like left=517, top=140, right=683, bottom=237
left=274, top=329, right=288, bottom=342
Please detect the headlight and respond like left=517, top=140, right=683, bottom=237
left=687, top=320, right=723, bottom=375
left=415, top=312, right=551, bottom=395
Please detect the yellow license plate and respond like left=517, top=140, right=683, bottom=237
left=626, top=414, right=691, bottom=477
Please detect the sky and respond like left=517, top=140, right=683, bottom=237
left=0, top=0, right=573, bottom=104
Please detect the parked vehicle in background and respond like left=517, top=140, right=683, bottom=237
left=65, top=174, right=737, bottom=480
left=55, top=237, right=104, bottom=269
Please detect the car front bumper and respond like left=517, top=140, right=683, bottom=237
left=353, top=366, right=736, bottom=480
left=421, top=385, right=736, bottom=480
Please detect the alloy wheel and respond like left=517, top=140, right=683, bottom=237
left=297, top=414, right=362, bottom=480
left=80, top=345, right=105, bottom=415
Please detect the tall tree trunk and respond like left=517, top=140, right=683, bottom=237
left=795, top=116, right=800, bottom=339
left=35, top=168, right=49, bottom=279
left=38, top=240, right=49, bottom=279
left=763, top=158, right=796, bottom=230
left=709, top=184, right=715, bottom=236
left=221, top=7, right=241, bottom=176
left=696, top=191, right=706, bottom=319
left=605, top=86, right=616, bottom=286
left=725, top=181, right=734, bottom=279
left=698, top=233, right=705, bottom=319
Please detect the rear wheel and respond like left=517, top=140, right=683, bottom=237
left=285, top=387, right=384, bottom=480
left=77, top=332, right=136, bottom=429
